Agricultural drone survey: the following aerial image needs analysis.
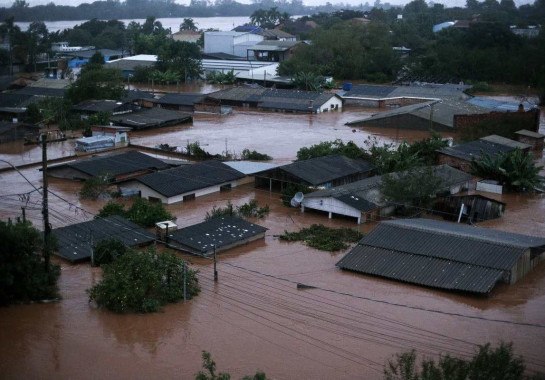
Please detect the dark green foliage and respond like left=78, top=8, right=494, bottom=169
left=92, top=238, right=127, bottom=266
left=250, top=7, right=290, bottom=28
left=125, top=198, right=174, bottom=228
left=79, top=175, right=112, bottom=200
left=205, top=200, right=270, bottom=221
left=96, top=199, right=174, bottom=228
left=240, top=149, right=272, bottom=161
left=384, top=342, right=540, bottom=380
left=470, top=149, right=544, bottom=192
left=206, top=70, right=237, bottom=85
left=96, top=200, right=126, bottom=218
left=157, top=39, right=202, bottom=82
left=290, top=72, right=329, bottom=91
left=186, top=141, right=221, bottom=159
left=89, top=51, right=105, bottom=65
left=195, top=351, right=267, bottom=380
left=88, top=249, right=200, bottom=313
left=0, top=220, right=60, bottom=305
left=296, top=139, right=366, bottom=161
left=281, top=183, right=312, bottom=207
left=87, top=111, right=111, bottom=126
left=66, top=65, right=125, bottom=104
left=279, top=224, right=363, bottom=251
left=381, top=166, right=444, bottom=211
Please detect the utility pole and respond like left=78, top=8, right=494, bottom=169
left=183, top=262, right=187, bottom=301
left=41, top=133, right=51, bottom=271
left=213, top=244, right=218, bottom=282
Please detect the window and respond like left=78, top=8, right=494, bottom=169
left=183, top=194, right=195, bottom=201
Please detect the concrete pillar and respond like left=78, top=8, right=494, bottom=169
left=328, top=212, right=332, bottom=219
left=301, top=205, right=305, bottom=213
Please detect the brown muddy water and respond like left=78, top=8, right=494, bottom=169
left=1, top=97, right=545, bottom=379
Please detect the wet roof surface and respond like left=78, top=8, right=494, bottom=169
left=169, top=216, right=267, bottom=255
left=52, top=215, right=155, bottom=262
left=136, top=160, right=246, bottom=197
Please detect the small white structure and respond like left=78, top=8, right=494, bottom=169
left=204, top=31, right=264, bottom=58
left=476, top=180, right=503, bottom=194
left=75, top=125, right=130, bottom=153
left=52, top=41, right=93, bottom=52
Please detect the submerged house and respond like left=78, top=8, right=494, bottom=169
left=301, top=165, right=471, bottom=224
left=167, top=216, right=267, bottom=256
left=255, top=155, right=375, bottom=191
left=437, top=135, right=531, bottom=172
left=47, top=150, right=170, bottom=182
left=52, top=215, right=156, bottom=263
left=109, top=107, right=192, bottom=130
left=126, top=160, right=246, bottom=204
left=204, top=87, right=343, bottom=114
left=337, top=218, right=545, bottom=294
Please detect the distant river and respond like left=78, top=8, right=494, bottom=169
left=15, top=16, right=253, bottom=33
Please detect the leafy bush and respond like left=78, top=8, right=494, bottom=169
left=92, top=238, right=127, bottom=266
left=79, top=174, right=113, bottom=200
left=241, top=149, right=272, bottom=161
left=205, top=200, right=270, bottom=221
left=279, top=224, right=363, bottom=251
left=470, top=149, right=544, bottom=192
left=296, top=139, right=365, bottom=161
left=186, top=141, right=221, bottom=159
left=88, top=249, right=200, bottom=313
left=0, top=220, right=60, bottom=305
left=384, top=342, right=542, bottom=380
left=206, top=69, right=237, bottom=85
left=96, top=198, right=174, bottom=227
left=195, top=351, right=267, bottom=380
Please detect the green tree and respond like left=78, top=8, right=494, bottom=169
left=0, top=220, right=60, bottom=305
left=470, top=149, right=544, bottom=192
left=89, top=51, right=105, bottom=65
left=180, top=18, right=198, bottom=31
left=125, top=198, right=174, bottom=227
left=380, top=166, right=444, bottom=210
left=66, top=65, right=125, bottom=103
left=157, top=39, right=202, bottom=82
left=88, top=249, right=200, bottom=313
left=296, top=139, right=366, bottom=161
left=195, top=351, right=267, bottom=380
left=384, top=342, right=541, bottom=380
left=92, top=238, right=127, bottom=266
left=250, top=7, right=290, bottom=29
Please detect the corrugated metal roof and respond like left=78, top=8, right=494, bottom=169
left=154, top=93, right=205, bottom=106
left=52, top=215, right=155, bottom=263
left=516, top=129, right=544, bottom=138
left=361, top=222, right=526, bottom=270
left=61, top=150, right=170, bottom=178
left=109, top=108, right=192, bottom=129
left=136, top=160, right=246, bottom=198
left=480, top=135, right=531, bottom=150
left=438, top=139, right=515, bottom=161
left=336, top=245, right=504, bottom=294
left=334, top=193, right=378, bottom=212
left=336, top=218, right=545, bottom=293
left=386, top=218, right=545, bottom=249
left=169, top=216, right=267, bottom=255
left=277, top=155, right=375, bottom=186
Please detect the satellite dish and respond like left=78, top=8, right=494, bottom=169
left=290, top=192, right=304, bottom=207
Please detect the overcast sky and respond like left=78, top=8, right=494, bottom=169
left=2, top=0, right=535, bottom=8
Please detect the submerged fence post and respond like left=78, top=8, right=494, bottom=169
left=183, top=262, right=187, bottom=301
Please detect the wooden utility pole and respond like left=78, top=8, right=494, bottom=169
left=41, top=133, right=51, bottom=271
left=183, top=262, right=187, bottom=301
left=213, top=245, right=218, bottom=282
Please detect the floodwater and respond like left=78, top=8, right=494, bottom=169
left=1, top=94, right=545, bottom=379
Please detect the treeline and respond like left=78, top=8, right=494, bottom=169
left=1, top=0, right=362, bottom=22
left=279, top=0, right=545, bottom=87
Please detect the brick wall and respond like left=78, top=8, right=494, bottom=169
left=454, top=109, right=540, bottom=135
left=437, top=154, right=473, bottom=173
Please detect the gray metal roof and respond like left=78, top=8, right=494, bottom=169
left=14, top=86, right=66, bottom=97
left=386, top=218, right=545, bottom=249
left=480, top=135, right=531, bottom=150
left=438, top=139, right=515, bottom=161
left=109, top=107, right=192, bottom=129
left=136, top=160, right=246, bottom=198
left=347, top=99, right=486, bottom=129
left=168, top=216, right=267, bottom=255
left=52, top=215, right=155, bottom=263
left=336, top=218, right=545, bottom=293
left=343, top=84, right=398, bottom=98
left=153, top=93, right=205, bottom=106
left=515, top=129, right=544, bottom=139
left=58, top=150, right=170, bottom=178
left=303, top=165, right=470, bottom=211
left=207, top=87, right=268, bottom=102
left=337, top=245, right=504, bottom=294
left=360, top=222, right=526, bottom=270
left=342, top=83, right=470, bottom=100
left=0, top=93, right=32, bottom=108
left=72, top=99, right=131, bottom=113
left=277, top=155, right=375, bottom=186
left=249, top=40, right=300, bottom=52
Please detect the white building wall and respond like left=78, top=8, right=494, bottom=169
left=302, top=197, right=361, bottom=219
left=124, top=179, right=245, bottom=205
left=316, top=96, right=343, bottom=113
left=204, top=33, right=234, bottom=55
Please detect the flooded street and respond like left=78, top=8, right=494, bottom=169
left=1, top=98, right=545, bottom=379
